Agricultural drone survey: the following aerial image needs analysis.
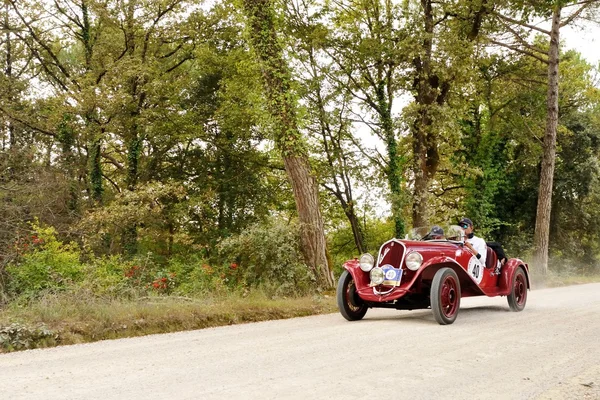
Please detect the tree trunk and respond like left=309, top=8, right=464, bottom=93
left=284, top=155, right=333, bottom=286
left=242, top=0, right=334, bottom=288
left=533, top=6, right=561, bottom=276
left=346, top=203, right=367, bottom=254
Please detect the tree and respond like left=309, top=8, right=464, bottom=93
left=319, top=0, right=408, bottom=238
left=492, top=0, right=600, bottom=274
left=241, top=0, right=334, bottom=288
left=285, top=1, right=368, bottom=253
left=406, top=0, right=492, bottom=227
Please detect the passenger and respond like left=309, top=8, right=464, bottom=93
left=458, top=217, right=487, bottom=266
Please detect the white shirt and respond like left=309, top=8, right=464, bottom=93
left=466, top=235, right=487, bottom=266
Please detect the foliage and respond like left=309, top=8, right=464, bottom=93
left=5, top=223, right=83, bottom=301
left=218, top=219, right=315, bottom=296
left=0, top=323, right=58, bottom=351
left=328, top=217, right=395, bottom=277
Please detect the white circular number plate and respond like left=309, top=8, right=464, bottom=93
left=385, top=269, right=397, bottom=280
left=467, top=256, right=484, bottom=284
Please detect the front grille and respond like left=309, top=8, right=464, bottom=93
left=377, top=240, right=405, bottom=268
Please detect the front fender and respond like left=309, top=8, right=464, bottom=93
left=499, top=259, right=530, bottom=294
left=342, top=259, right=370, bottom=290
left=417, top=256, right=485, bottom=296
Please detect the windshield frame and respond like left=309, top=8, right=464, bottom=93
left=406, top=225, right=465, bottom=243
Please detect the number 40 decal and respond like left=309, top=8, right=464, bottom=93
left=467, top=257, right=484, bottom=284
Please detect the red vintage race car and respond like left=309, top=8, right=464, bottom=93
left=337, top=225, right=530, bottom=325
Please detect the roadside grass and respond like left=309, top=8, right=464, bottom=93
left=532, top=271, right=600, bottom=288
left=0, top=292, right=337, bottom=353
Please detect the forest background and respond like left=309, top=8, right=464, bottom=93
left=1, top=0, right=600, bottom=349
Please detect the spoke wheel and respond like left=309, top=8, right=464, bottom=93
left=508, top=266, right=528, bottom=312
left=337, top=270, right=368, bottom=321
left=431, top=268, right=461, bottom=325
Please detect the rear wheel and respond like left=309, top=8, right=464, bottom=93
left=337, top=270, right=368, bottom=321
left=508, top=266, right=527, bottom=311
left=431, top=268, right=461, bottom=325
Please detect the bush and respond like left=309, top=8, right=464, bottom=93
left=78, top=255, right=134, bottom=298
left=169, top=255, right=236, bottom=296
left=5, top=224, right=84, bottom=301
left=218, top=219, right=315, bottom=296
left=0, top=323, right=59, bottom=351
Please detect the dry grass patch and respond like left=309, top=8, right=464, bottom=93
left=535, top=273, right=600, bottom=288
left=0, top=292, right=337, bottom=352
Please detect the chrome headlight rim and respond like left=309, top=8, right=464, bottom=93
left=359, top=253, right=375, bottom=272
left=370, top=267, right=385, bottom=285
left=405, top=251, right=423, bottom=271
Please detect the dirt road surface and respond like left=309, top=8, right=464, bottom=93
left=1, top=283, right=599, bottom=400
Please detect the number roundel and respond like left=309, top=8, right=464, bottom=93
left=467, top=256, right=483, bottom=284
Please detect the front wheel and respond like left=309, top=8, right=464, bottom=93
left=431, top=268, right=461, bottom=325
left=507, top=266, right=528, bottom=312
left=337, top=270, right=368, bottom=321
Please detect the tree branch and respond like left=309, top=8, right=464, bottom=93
left=493, top=12, right=551, bottom=35
left=560, top=1, right=596, bottom=27
left=489, top=40, right=549, bottom=65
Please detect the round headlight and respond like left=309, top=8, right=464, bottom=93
left=370, top=267, right=385, bottom=285
left=405, top=252, right=423, bottom=271
left=359, top=253, right=375, bottom=272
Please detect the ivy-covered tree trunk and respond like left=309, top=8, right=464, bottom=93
left=410, top=0, right=444, bottom=228
left=88, top=136, right=103, bottom=203
left=242, top=0, right=334, bottom=289
left=121, top=0, right=144, bottom=256
left=4, top=2, right=15, bottom=148
left=377, top=83, right=405, bottom=238
left=533, top=6, right=561, bottom=276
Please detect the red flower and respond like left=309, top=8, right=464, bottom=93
left=230, top=263, right=238, bottom=270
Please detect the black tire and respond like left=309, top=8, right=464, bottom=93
left=337, top=270, right=368, bottom=321
left=431, top=267, right=461, bottom=325
left=507, top=266, right=527, bottom=312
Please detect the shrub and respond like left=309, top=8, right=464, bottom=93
left=168, top=255, right=238, bottom=296
left=218, top=219, right=315, bottom=296
left=5, top=224, right=83, bottom=301
left=78, top=255, right=133, bottom=298
left=0, top=323, right=59, bottom=351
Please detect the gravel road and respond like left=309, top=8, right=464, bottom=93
left=1, top=283, right=599, bottom=400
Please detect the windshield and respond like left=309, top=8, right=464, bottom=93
left=406, top=225, right=464, bottom=242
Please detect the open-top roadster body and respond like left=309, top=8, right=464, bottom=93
left=337, top=226, right=530, bottom=325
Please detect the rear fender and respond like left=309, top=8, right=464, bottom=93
left=499, top=259, right=531, bottom=294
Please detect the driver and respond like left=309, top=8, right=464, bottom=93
left=459, top=218, right=487, bottom=266
left=428, top=225, right=445, bottom=239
